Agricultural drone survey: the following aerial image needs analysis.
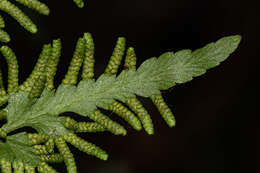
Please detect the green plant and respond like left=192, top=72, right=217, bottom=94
left=0, top=32, right=241, bottom=172
left=0, top=1, right=242, bottom=173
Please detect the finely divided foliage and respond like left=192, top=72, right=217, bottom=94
left=0, top=0, right=85, bottom=43
left=0, top=33, right=241, bottom=172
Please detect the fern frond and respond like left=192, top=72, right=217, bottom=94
left=0, top=34, right=241, bottom=173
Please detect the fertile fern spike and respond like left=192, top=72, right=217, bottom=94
left=0, top=14, right=9, bottom=42
left=45, top=138, right=54, bottom=153
left=33, top=144, right=50, bottom=155
left=0, top=67, right=8, bottom=106
left=14, top=0, right=50, bottom=15
left=124, top=47, right=137, bottom=69
left=75, top=122, right=106, bottom=133
left=105, top=37, right=126, bottom=74
left=88, top=110, right=127, bottom=135
left=0, top=29, right=10, bottom=43
left=63, top=37, right=85, bottom=85
left=0, top=34, right=241, bottom=173
left=109, top=101, right=142, bottom=131
left=29, top=45, right=52, bottom=98
left=55, top=137, right=77, bottom=173
left=27, top=133, right=49, bottom=146
left=46, top=39, right=62, bottom=90
left=64, top=132, right=108, bottom=161
left=0, top=0, right=83, bottom=43
left=64, top=117, right=106, bottom=133
left=40, top=154, right=64, bottom=163
left=125, top=97, right=154, bottom=134
left=82, top=33, right=95, bottom=80
left=19, top=44, right=52, bottom=93
left=150, top=94, right=176, bottom=127
left=0, top=46, right=19, bottom=93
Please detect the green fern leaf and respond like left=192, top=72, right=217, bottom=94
left=1, top=35, right=241, bottom=135
left=0, top=34, right=241, bottom=172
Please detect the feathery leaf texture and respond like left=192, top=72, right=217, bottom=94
left=0, top=0, right=84, bottom=43
left=0, top=34, right=241, bottom=172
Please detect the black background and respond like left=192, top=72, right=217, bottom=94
left=0, top=0, right=257, bottom=173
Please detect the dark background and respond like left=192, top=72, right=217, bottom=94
left=0, top=0, right=257, bottom=172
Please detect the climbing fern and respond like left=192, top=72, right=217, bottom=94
left=0, top=0, right=85, bottom=43
left=0, top=32, right=241, bottom=172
